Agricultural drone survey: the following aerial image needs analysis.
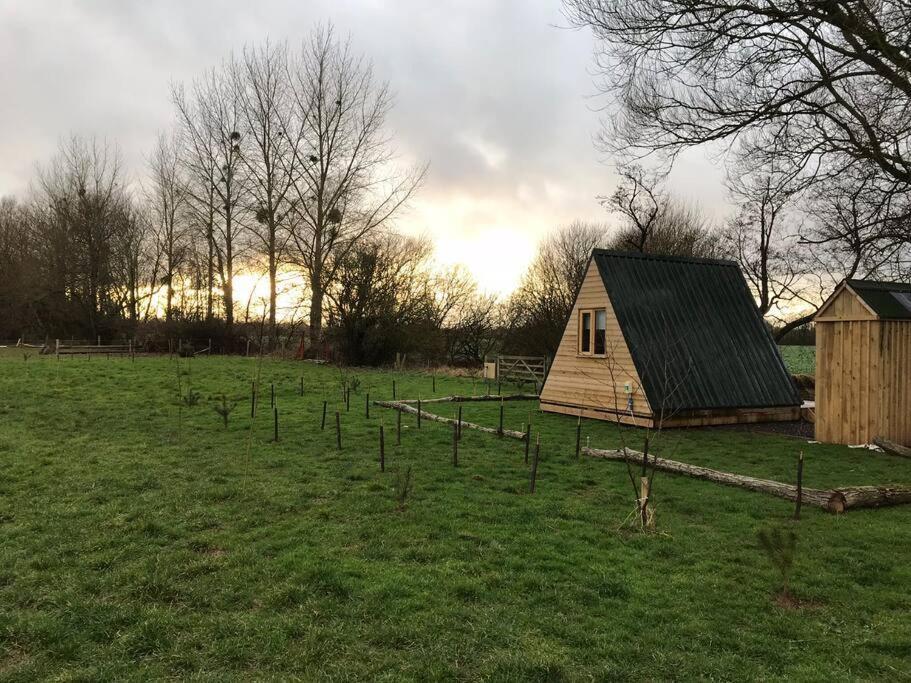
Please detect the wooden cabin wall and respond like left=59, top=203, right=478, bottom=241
left=539, top=262, right=651, bottom=421
left=817, top=319, right=911, bottom=445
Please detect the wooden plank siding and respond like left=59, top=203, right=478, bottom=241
left=539, top=260, right=651, bottom=426
left=816, top=307, right=911, bottom=445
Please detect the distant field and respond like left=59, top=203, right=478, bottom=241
left=0, top=353, right=908, bottom=679
left=779, top=345, right=816, bottom=375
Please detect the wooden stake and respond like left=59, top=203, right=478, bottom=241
left=379, top=425, right=385, bottom=472
left=498, top=398, right=504, bottom=437
left=457, top=405, right=463, bottom=441
left=432, top=375, right=436, bottom=393
left=452, top=422, right=459, bottom=467
left=529, top=435, right=540, bottom=493
left=392, top=379, right=396, bottom=400
left=335, top=411, right=342, bottom=449
left=795, top=451, right=804, bottom=520
left=575, top=416, right=582, bottom=459
left=270, top=382, right=275, bottom=408
left=321, top=400, right=327, bottom=430
left=273, top=407, right=279, bottom=442
left=524, top=422, right=530, bottom=464
left=396, top=409, right=402, bottom=446
left=345, top=387, right=350, bottom=412
left=417, top=399, right=422, bottom=428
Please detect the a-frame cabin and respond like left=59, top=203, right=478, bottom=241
left=539, top=250, right=801, bottom=428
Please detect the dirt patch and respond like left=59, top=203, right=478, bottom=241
left=773, top=591, right=821, bottom=611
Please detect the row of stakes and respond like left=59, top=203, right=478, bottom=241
left=247, top=376, right=550, bottom=492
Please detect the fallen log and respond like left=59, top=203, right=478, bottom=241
left=583, top=446, right=911, bottom=514
left=374, top=400, right=527, bottom=441
left=873, top=437, right=911, bottom=459
left=395, top=393, right=538, bottom=405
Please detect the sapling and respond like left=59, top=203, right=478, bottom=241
left=393, top=465, right=413, bottom=511
left=757, top=526, right=798, bottom=601
left=213, top=394, right=237, bottom=428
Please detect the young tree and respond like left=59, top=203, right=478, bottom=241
left=282, top=25, right=424, bottom=344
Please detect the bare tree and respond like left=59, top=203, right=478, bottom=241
left=564, top=1, right=911, bottom=188
left=35, top=135, right=132, bottom=337
left=173, top=66, right=249, bottom=337
left=281, top=25, right=425, bottom=344
left=721, top=168, right=806, bottom=318
left=147, top=130, right=188, bottom=323
left=605, top=165, right=720, bottom=258
left=507, top=220, right=608, bottom=357
left=233, top=41, right=297, bottom=342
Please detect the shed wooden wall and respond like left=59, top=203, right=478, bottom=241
left=816, top=303, right=911, bottom=445
left=539, top=260, right=651, bottom=425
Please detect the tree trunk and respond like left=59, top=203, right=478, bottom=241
left=375, top=400, right=528, bottom=441
left=774, top=312, right=815, bottom=342
left=583, top=446, right=911, bottom=513
left=874, top=437, right=911, bottom=459
left=309, top=282, right=323, bottom=343
left=268, top=248, right=277, bottom=344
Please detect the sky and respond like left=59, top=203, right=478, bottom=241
left=0, top=0, right=728, bottom=296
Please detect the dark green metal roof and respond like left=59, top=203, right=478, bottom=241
left=846, top=279, right=911, bottom=320
left=592, top=250, right=800, bottom=414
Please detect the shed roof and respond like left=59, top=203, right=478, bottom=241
left=592, top=250, right=800, bottom=413
left=845, top=279, right=911, bottom=320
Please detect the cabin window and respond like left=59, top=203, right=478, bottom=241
left=594, top=310, right=607, bottom=355
left=580, top=312, right=591, bottom=353
left=579, top=308, right=607, bottom=356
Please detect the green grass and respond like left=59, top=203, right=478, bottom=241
left=0, top=353, right=909, bottom=679
left=780, top=345, right=816, bottom=375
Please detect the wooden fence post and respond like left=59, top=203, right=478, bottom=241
left=432, top=375, right=436, bottom=394
left=452, top=422, right=459, bottom=467
left=379, top=425, right=385, bottom=472
left=498, top=398, right=504, bottom=437
left=335, top=411, right=342, bottom=450
left=457, top=405, right=463, bottom=441
left=392, top=379, right=396, bottom=400
left=575, top=416, right=582, bottom=459
left=345, top=387, right=350, bottom=412
left=795, top=452, right=804, bottom=520
left=524, top=422, right=531, bottom=464
left=321, top=400, right=327, bottom=430
left=529, top=435, right=540, bottom=493
left=417, top=399, right=422, bottom=428
left=273, top=407, right=279, bottom=442
left=270, top=383, right=275, bottom=408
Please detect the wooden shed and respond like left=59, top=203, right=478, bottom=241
left=814, top=279, right=911, bottom=446
left=539, top=250, right=801, bottom=428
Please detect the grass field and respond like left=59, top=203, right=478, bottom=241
left=780, top=345, right=816, bottom=376
left=1, top=352, right=909, bottom=679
